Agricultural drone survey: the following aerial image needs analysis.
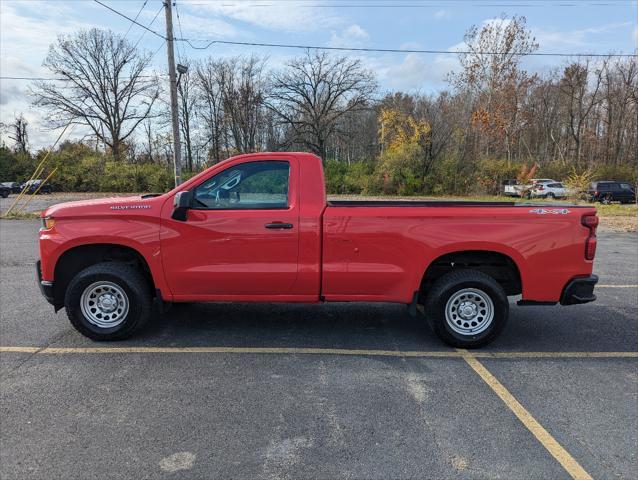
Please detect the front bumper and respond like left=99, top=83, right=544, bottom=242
left=36, top=260, right=56, bottom=306
left=560, top=274, right=598, bottom=305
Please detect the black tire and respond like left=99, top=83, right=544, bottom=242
left=600, top=194, right=612, bottom=205
left=423, top=269, right=508, bottom=348
left=546, top=193, right=555, bottom=199
left=0, top=190, right=8, bottom=198
left=65, top=262, right=152, bottom=341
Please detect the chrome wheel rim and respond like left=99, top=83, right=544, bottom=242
left=80, top=281, right=129, bottom=328
left=445, top=288, right=494, bottom=336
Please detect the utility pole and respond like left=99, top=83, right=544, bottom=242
left=164, top=0, right=182, bottom=186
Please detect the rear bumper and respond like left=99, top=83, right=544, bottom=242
left=36, top=260, right=56, bottom=306
left=560, top=274, right=598, bottom=305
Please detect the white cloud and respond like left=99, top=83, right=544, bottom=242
left=368, top=52, right=459, bottom=92
left=329, top=24, right=369, bottom=48
left=434, top=10, right=450, bottom=19
left=168, top=11, right=241, bottom=40
left=534, top=21, right=633, bottom=49
left=633, top=25, right=638, bottom=45
left=183, top=0, right=341, bottom=33
left=0, top=1, right=98, bottom=147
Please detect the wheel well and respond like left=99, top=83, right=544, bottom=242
left=53, top=244, right=155, bottom=306
left=421, top=250, right=521, bottom=297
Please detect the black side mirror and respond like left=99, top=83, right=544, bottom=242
left=172, top=190, right=193, bottom=221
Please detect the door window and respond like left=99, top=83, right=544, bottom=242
left=193, top=161, right=290, bottom=210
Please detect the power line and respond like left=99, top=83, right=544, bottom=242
left=177, top=38, right=638, bottom=57
left=93, top=0, right=165, bottom=40
left=122, top=0, right=149, bottom=40
left=1, top=74, right=166, bottom=81
left=149, top=40, right=167, bottom=64
left=132, top=3, right=165, bottom=50
left=185, top=0, right=637, bottom=6
left=174, top=1, right=186, bottom=63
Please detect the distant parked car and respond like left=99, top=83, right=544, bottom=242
left=531, top=178, right=556, bottom=185
left=531, top=182, right=567, bottom=199
left=20, top=179, right=52, bottom=195
left=587, top=181, right=636, bottom=204
left=502, top=179, right=520, bottom=197
left=0, top=184, right=10, bottom=198
left=518, top=178, right=557, bottom=199
left=1, top=182, right=22, bottom=194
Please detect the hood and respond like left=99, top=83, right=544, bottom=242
left=43, top=195, right=164, bottom=218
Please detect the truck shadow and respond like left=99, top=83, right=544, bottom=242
left=142, top=302, right=440, bottom=351
left=131, top=300, right=637, bottom=353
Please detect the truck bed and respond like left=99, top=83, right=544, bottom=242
left=328, top=200, right=516, bottom=207
left=327, top=200, right=590, bottom=208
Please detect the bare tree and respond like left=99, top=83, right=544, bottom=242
left=9, top=114, right=29, bottom=153
left=177, top=71, right=198, bottom=171
left=33, top=28, right=159, bottom=160
left=559, top=58, right=605, bottom=164
left=196, top=58, right=227, bottom=163
left=221, top=55, right=269, bottom=154
left=269, top=51, right=377, bottom=160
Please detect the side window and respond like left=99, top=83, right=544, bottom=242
left=608, top=183, right=620, bottom=191
left=620, top=183, right=633, bottom=190
left=194, top=161, right=290, bottom=210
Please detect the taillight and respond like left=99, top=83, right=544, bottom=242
left=582, top=214, right=598, bottom=260
left=581, top=215, right=599, bottom=229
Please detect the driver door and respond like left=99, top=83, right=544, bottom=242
left=160, top=159, right=300, bottom=299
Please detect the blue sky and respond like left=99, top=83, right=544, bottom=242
left=1, top=0, right=637, bottom=147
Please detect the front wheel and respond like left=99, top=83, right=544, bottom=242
left=424, top=270, right=509, bottom=348
left=65, top=262, right=152, bottom=341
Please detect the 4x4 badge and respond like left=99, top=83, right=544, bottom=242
left=529, top=208, right=570, bottom=215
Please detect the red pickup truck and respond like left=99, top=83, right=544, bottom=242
left=37, top=152, right=598, bottom=348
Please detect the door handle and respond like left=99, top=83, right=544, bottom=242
left=265, top=222, right=293, bottom=229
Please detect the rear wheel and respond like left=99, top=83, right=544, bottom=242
left=546, top=192, right=555, bottom=199
left=600, top=194, right=613, bottom=205
left=65, top=262, right=152, bottom=341
left=424, top=270, right=508, bottom=348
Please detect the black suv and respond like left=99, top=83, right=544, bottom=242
left=587, top=181, right=636, bottom=204
left=20, top=179, right=52, bottom=195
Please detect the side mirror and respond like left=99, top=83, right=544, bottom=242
left=172, top=190, right=193, bottom=221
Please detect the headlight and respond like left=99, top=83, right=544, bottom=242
left=41, top=216, right=56, bottom=230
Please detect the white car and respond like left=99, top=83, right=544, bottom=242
left=532, top=181, right=567, bottom=199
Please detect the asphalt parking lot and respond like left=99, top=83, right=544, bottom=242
left=1, top=219, right=637, bottom=480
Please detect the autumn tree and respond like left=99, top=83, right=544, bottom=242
left=33, top=28, right=159, bottom=160
left=453, top=14, right=538, bottom=159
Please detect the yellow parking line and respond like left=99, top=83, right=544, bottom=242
left=0, top=346, right=40, bottom=353
left=459, top=349, right=593, bottom=480
left=474, top=351, right=638, bottom=358
left=0, top=346, right=637, bottom=358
